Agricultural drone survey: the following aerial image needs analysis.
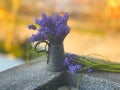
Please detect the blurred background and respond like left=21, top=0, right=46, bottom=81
left=0, top=0, right=120, bottom=71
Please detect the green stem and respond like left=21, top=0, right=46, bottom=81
left=77, top=73, right=83, bottom=88
left=100, top=68, right=120, bottom=73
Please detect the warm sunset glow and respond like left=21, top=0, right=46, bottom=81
left=106, top=0, right=120, bottom=19
left=0, top=0, right=120, bottom=62
left=108, top=0, right=120, bottom=7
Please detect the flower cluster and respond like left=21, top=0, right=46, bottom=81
left=28, top=13, right=70, bottom=42
left=63, top=53, right=93, bottom=74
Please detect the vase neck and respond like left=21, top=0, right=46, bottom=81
left=49, top=37, right=64, bottom=45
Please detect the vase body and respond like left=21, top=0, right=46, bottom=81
left=47, top=37, right=66, bottom=72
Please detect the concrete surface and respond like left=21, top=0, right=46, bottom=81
left=57, top=86, right=79, bottom=90
left=0, top=57, right=67, bottom=90
left=0, top=56, right=120, bottom=90
left=67, top=72, right=120, bottom=90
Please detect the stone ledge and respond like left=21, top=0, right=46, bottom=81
left=0, top=57, right=120, bottom=90
left=67, top=72, right=120, bottom=90
left=0, top=57, right=66, bottom=90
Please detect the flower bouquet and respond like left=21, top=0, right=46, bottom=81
left=28, top=13, right=120, bottom=74
left=28, top=13, right=70, bottom=71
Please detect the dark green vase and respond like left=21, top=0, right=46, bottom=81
left=47, top=37, right=66, bottom=72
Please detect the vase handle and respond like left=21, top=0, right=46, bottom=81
left=34, top=41, right=49, bottom=53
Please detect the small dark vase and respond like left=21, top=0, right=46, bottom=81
left=47, top=37, right=66, bottom=72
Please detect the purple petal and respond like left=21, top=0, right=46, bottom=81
left=34, top=18, right=42, bottom=26
left=68, top=64, right=82, bottom=74
left=63, top=57, right=71, bottom=66
left=64, top=12, right=69, bottom=21
left=86, top=68, right=93, bottom=73
left=28, top=25, right=36, bottom=30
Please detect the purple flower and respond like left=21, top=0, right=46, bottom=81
left=30, top=34, right=39, bottom=42
left=30, top=31, right=48, bottom=42
left=63, top=53, right=79, bottom=67
left=66, top=53, right=78, bottom=61
left=34, top=18, right=41, bottom=26
left=56, top=24, right=70, bottom=37
left=86, top=68, right=93, bottom=73
left=68, top=64, right=83, bottom=74
left=34, top=14, right=47, bottom=26
left=63, top=13, right=69, bottom=21
left=63, top=53, right=95, bottom=74
left=28, top=13, right=70, bottom=42
left=28, top=25, right=36, bottom=30
left=63, top=57, right=71, bottom=66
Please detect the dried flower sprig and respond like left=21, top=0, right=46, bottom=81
left=64, top=53, right=120, bottom=74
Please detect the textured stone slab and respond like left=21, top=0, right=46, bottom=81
left=57, top=86, right=79, bottom=90
left=67, top=72, right=120, bottom=90
left=0, top=56, right=120, bottom=90
left=0, top=57, right=66, bottom=90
